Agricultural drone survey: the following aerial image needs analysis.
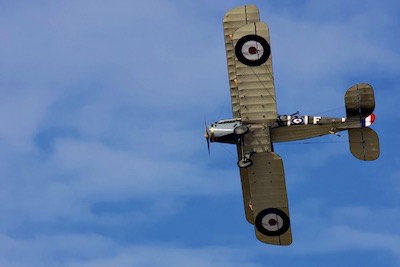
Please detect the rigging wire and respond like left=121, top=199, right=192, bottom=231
left=310, top=106, right=345, bottom=116
left=274, top=140, right=348, bottom=146
left=216, top=93, right=229, bottom=119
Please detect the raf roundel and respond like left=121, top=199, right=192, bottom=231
left=235, top=34, right=271, bottom=66
left=291, top=117, right=304, bottom=125
left=255, top=208, right=290, bottom=236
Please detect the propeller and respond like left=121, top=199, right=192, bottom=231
left=204, top=121, right=210, bottom=155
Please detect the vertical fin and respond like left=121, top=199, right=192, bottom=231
left=345, top=83, right=375, bottom=119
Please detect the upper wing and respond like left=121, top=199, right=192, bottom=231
left=232, top=21, right=278, bottom=126
left=247, top=152, right=292, bottom=245
left=223, top=5, right=260, bottom=119
left=232, top=21, right=278, bottom=156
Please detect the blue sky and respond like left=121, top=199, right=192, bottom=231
left=1, top=0, right=399, bottom=266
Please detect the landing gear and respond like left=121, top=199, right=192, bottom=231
left=236, top=124, right=253, bottom=168
left=234, top=125, right=249, bottom=136
left=237, top=158, right=253, bottom=168
left=237, top=151, right=254, bottom=168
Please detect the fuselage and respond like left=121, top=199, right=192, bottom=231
left=207, top=114, right=375, bottom=145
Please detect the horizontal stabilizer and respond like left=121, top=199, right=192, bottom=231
left=348, top=128, right=380, bottom=161
left=345, top=83, right=375, bottom=119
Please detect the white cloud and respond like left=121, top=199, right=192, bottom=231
left=0, top=136, right=239, bottom=231
left=0, top=233, right=262, bottom=267
left=0, top=233, right=118, bottom=267
left=294, top=225, right=400, bottom=257
left=68, top=245, right=262, bottom=267
left=0, top=89, right=57, bottom=153
left=267, top=1, right=400, bottom=113
left=288, top=202, right=400, bottom=259
left=49, top=138, right=237, bottom=198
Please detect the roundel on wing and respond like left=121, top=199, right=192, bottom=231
left=255, top=208, right=290, bottom=236
left=235, top=34, right=271, bottom=66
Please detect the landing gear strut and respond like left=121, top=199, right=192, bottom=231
left=235, top=124, right=253, bottom=168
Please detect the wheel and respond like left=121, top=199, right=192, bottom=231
left=237, top=159, right=253, bottom=168
left=234, top=125, right=249, bottom=136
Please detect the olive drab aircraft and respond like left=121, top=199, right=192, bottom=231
left=204, top=5, right=380, bottom=246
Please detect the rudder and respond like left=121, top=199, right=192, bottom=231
left=345, top=83, right=375, bottom=119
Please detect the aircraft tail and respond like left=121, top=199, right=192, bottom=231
left=345, top=83, right=380, bottom=161
left=345, top=83, right=375, bottom=119
left=348, top=128, right=380, bottom=161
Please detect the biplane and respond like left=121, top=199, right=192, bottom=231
left=204, top=5, right=380, bottom=246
